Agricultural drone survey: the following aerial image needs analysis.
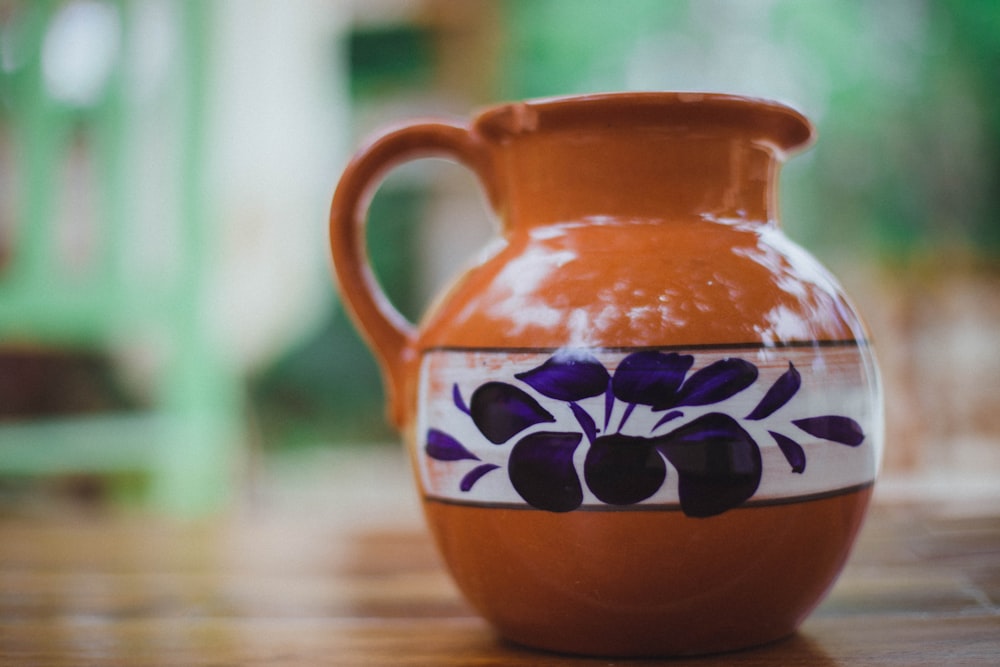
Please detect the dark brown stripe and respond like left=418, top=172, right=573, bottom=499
left=423, top=481, right=875, bottom=513
left=422, top=339, right=868, bottom=355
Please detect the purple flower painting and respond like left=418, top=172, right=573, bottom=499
left=425, top=349, right=865, bottom=517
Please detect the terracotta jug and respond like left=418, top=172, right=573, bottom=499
left=329, top=92, right=883, bottom=657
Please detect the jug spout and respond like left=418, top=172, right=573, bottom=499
left=473, top=92, right=814, bottom=229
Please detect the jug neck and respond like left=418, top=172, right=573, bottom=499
left=474, top=93, right=813, bottom=229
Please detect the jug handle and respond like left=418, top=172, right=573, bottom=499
left=329, top=121, right=497, bottom=428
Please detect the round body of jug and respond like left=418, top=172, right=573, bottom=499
left=330, top=93, right=883, bottom=657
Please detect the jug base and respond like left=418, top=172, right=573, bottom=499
left=423, top=487, right=872, bottom=658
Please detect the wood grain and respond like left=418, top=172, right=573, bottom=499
left=1, top=498, right=998, bottom=665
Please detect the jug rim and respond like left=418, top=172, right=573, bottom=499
left=473, top=91, right=815, bottom=155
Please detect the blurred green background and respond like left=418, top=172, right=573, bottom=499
left=1, top=0, right=998, bottom=512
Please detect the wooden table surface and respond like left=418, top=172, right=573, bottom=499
left=1, top=450, right=999, bottom=666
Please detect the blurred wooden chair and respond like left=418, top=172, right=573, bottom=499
left=0, top=0, right=241, bottom=513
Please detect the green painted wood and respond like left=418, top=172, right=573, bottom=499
left=0, top=0, right=240, bottom=515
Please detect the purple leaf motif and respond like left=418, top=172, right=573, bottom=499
left=515, top=349, right=610, bottom=401
left=453, top=384, right=471, bottom=416
left=470, top=382, right=555, bottom=444
left=569, top=402, right=598, bottom=444
left=652, top=410, right=684, bottom=431
left=611, top=351, right=694, bottom=409
left=603, top=383, right=615, bottom=429
left=655, top=412, right=762, bottom=517
left=793, top=416, right=865, bottom=447
left=617, top=402, right=637, bottom=431
left=460, top=463, right=500, bottom=491
left=584, top=434, right=666, bottom=505
left=508, top=431, right=583, bottom=512
left=746, top=362, right=801, bottom=420
left=425, top=429, right=479, bottom=462
left=769, top=431, right=806, bottom=473
left=674, top=358, right=758, bottom=407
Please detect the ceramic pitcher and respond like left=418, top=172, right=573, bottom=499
left=329, top=92, right=883, bottom=657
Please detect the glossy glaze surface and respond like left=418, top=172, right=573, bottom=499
left=420, top=220, right=863, bottom=348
